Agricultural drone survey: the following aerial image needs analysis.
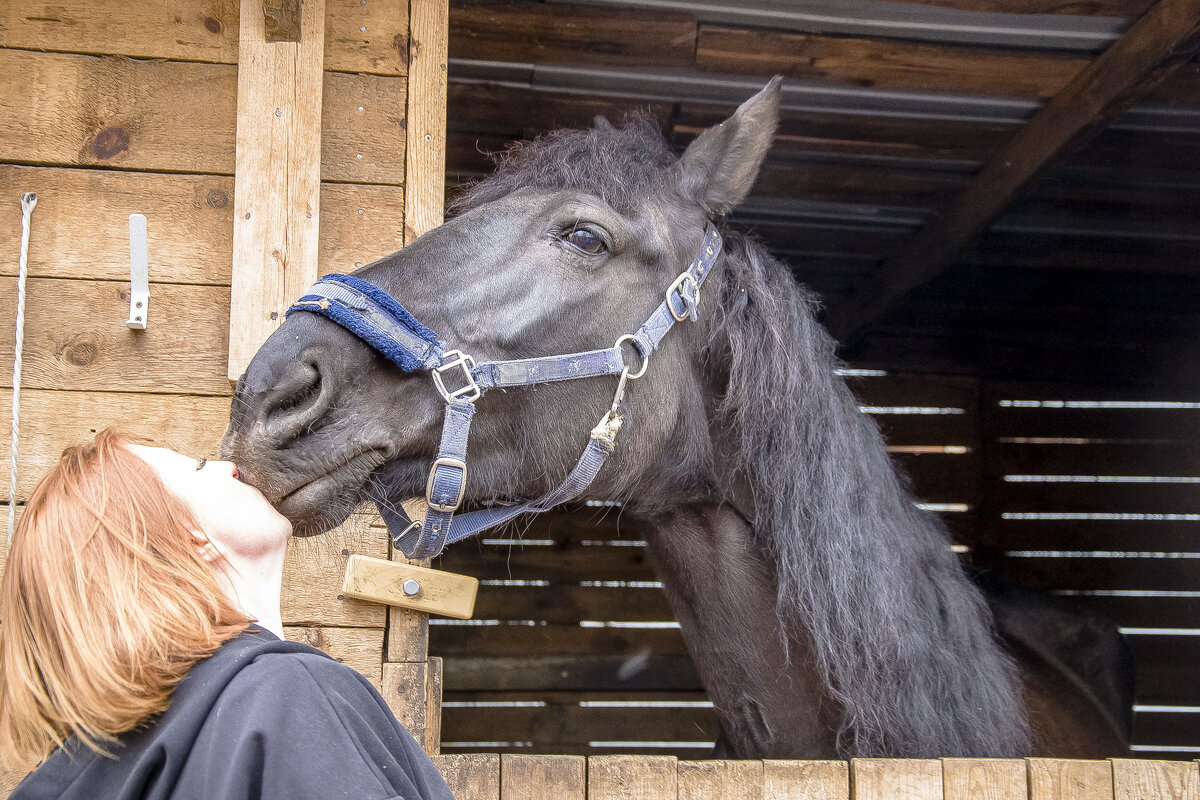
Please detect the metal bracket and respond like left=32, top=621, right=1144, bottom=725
left=127, top=214, right=149, bottom=329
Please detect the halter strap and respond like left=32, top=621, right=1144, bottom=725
left=287, top=223, right=724, bottom=558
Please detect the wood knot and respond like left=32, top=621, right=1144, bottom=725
left=63, top=338, right=99, bottom=367
left=204, top=16, right=223, bottom=34
left=91, top=127, right=130, bottom=160
left=394, top=34, right=410, bottom=67
left=206, top=188, right=229, bottom=209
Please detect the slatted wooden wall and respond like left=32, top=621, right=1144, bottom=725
left=982, top=385, right=1200, bottom=762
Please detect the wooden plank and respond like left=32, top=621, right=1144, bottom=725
left=678, top=760, right=763, bottom=800
left=435, top=539, right=658, bottom=581
left=283, top=625, right=385, bottom=687
left=0, top=49, right=236, bottom=173
left=441, top=655, right=702, bottom=692
left=905, top=0, right=1154, bottom=15
left=430, top=622, right=689, bottom=658
left=989, top=519, right=1200, bottom=552
left=0, top=167, right=404, bottom=285
left=1130, top=635, right=1200, bottom=705
left=227, top=0, right=325, bottom=380
left=426, top=656, right=443, bottom=754
left=0, top=51, right=403, bottom=179
left=0, top=0, right=408, bottom=74
left=943, top=758, right=1028, bottom=800
left=989, top=441, right=1200, bottom=475
left=0, top=389, right=229, bottom=501
left=404, top=0, right=448, bottom=244
left=986, top=407, right=1200, bottom=442
left=468, top=584, right=674, bottom=625
left=1027, top=758, right=1114, bottom=800
left=851, top=759, right=942, bottom=800
left=696, top=26, right=1088, bottom=98
left=1133, top=713, right=1200, bottom=746
left=1112, top=758, right=1200, bottom=798
left=1052, top=593, right=1200, bottom=631
left=448, top=0, right=695, bottom=68
left=587, top=755, right=678, bottom=800
left=0, top=278, right=231, bottom=396
left=382, top=660, right=429, bottom=743
left=996, top=480, right=1200, bottom=514
left=825, top=0, right=1200, bottom=345
left=999, top=556, right=1200, bottom=592
left=762, top=760, right=848, bottom=800
left=501, top=755, right=586, bottom=800
left=442, top=692, right=718, bottom=746
left=281, top=511, right=389, bottom=627
left=342, top=554, right=478, bottom=618
left=431, top=753, right=500, bottom=800
left=449, top=83, right=675, bottom=139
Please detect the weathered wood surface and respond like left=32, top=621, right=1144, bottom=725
left=589, top=755, right=679, bottom=800
left=342, top=554, right=478, bottom=619
left=763, top=759, right=849, bottom=800
left=852, top=759, right=943, bottom=800
left=281, top=511, right=389, bottom=628
left=501, top=754, right=586, bottom=800
left=0, top=0, right=409, bottom=74
left=0, top=50, right=405, bottom=180
left=227, top=0, right=326, bottom=379
left=432, top=753, right=500, bottom=800
left=943, top=758, right=1027, bottom=800
left=0, top=166, right=404, bottom=284
left=404, top=0, right=449, bottom=243
left=1112, top=758, right=1200, bottom=799
left=448, top=0, right=695, bottom=68
left=1027, top=758, right=1114, bottom=799
left=678, top=759, right=763, bottom=800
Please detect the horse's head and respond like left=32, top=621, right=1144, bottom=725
left=222, top=79, right=781, bottom=536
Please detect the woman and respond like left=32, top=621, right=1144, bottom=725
left=0, top=429, right=455, bottom=800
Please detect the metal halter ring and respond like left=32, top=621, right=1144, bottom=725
left=432, top=350, right=481, bottom=403
left=614, top=334, right=650, bottom=380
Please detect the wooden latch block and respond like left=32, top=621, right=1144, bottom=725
left=342, top=555, right=478, bottom=619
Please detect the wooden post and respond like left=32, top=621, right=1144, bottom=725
left=403, top=0, right=449, bottom=244
left=227, top=0, right=326, bottom=381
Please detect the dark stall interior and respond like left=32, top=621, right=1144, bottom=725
left=431, top=0, right=1200, bottom=760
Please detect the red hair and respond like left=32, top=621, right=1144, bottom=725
left=0, top=429, right=250, bottom=766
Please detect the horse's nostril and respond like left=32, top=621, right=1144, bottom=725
left=262, top=359, right=329, bottom=443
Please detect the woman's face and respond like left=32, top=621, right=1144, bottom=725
left=128, top=445, right=292, bottom=560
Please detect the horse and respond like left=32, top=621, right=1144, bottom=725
left=221, top=78, right=1131, bottom=758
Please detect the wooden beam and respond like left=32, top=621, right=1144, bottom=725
left=823, top=0, right=1200, bottom=347
left=404, top=0, right=449, bottom=243
left=226, top=0, right=326, bottom=380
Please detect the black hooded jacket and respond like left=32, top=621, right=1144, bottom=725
left=10, top=627, right=455, bottom=800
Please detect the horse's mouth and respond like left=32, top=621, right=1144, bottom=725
left=275, top=449, right=389, bottom=534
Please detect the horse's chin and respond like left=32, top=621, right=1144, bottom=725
left=274, top=450, right=389, bottom=536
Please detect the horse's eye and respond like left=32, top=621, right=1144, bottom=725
left=564, top=228, right=606, bottom=255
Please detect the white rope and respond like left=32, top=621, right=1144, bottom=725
left=9, top=192, right=36, bottom=544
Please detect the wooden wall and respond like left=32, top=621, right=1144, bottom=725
left=0, top=0, right=445, bottom=792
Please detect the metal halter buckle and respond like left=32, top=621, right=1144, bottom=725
left=426, top=457, right=467, bottom=513
left=432, top=350, right=481, bottom=402
left=666, top=272, right=700, bottom=322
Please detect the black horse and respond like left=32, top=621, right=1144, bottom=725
left=223, top=79, right=1131, bottom=758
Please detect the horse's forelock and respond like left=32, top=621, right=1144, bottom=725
left=449, top=113, right=677, bottom=216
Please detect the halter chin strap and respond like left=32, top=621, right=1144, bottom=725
left=287, top=223, right=723, bottom=558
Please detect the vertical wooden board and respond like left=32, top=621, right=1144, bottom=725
left=1027, top=759, right=1113, bottom=800
left=501, top=754, right=587, bottom=800
left=763, top=760, right=849, bottom=800
left=227, top=0, right=326, bottom=380
left=319, top=182, right=405, bottom=273
left=943, top=758, right=1027, bottom=800
left=679, top=760, right=764, bottom=800
left=588, top=756, right=678, bottom=800
left=432, top=753, right=500, bottom=800
left=324, top=0, right=409, bottom=75
left=425, top=656, right=443, bottom=755
left=1112, top=759, right=1198, bottom=800
left=383, top=660, right=428, bottom=742
left=281, top=512, right=388, bottom=628
left=283, top=626, right=385, bottom=687
left=852, top=759, right=941, bottom=800
left=403, top=0, right=448, bottom=243
left=385, top=508, right=431, bottom=661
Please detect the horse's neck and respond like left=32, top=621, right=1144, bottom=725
left=638, top=503, right=839, bottom=758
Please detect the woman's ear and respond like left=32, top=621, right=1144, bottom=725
left=191, top=531, right=222, bottom=564
left=671, top=76, right=782, bottom=216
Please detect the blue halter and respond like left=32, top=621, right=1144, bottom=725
left=287, top=223, right=724, bottom=558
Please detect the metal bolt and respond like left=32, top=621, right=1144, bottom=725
left=356, top=153, right=363, bottom=159
left=359, top=25, right=366, bottom=32
left=357, top=105, right=364, bottom=112
left=275, top=108, right=282, bottom=117
left=402, top=579, right=421, bottom=597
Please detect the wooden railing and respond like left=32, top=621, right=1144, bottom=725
left=432, top=756, right=1199, bottom=800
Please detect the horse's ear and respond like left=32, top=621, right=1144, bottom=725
left=672, top=76, right=782, bottom=215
